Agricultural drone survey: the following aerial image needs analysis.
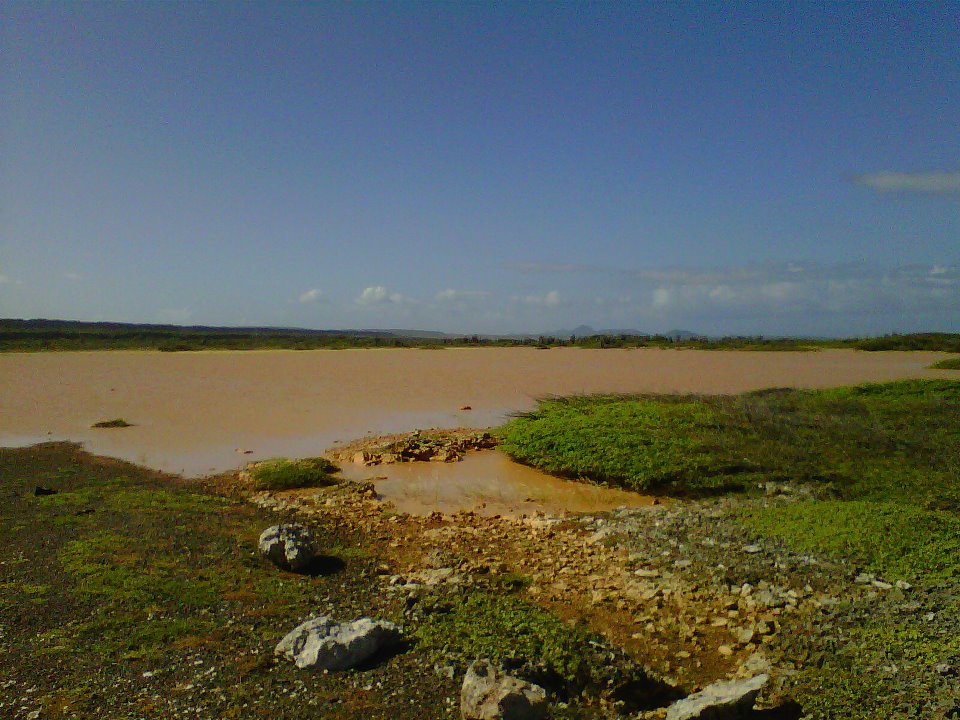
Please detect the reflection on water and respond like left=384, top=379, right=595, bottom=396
left=338, top=450, right=653, bottom=517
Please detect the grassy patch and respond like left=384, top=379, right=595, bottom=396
left=497, top=396, right=736, bottom=494
left=498, top=380, right=960, bottom=501
left=740, top=501, right=960, bottom=582
left=91, top=418, right=133, bottom=428
left=250, top=457, right=340, bottom=491
left=931, top=357, right=960, bottom=370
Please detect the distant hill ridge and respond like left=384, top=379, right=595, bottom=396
left=2, top=319, right=959, bottom=353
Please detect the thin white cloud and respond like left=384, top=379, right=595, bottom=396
left=637, top=262, right=960, bottom=325
left=435, top=288, right=490, bottom=302
left=299, top=288, right=322, bottom=303
left=357, top=285, right=410, bottom=306
left=855, top=170, right=960, bottom=195
left=518, top=290, right=561, bottom=307
left=63, top=272, right=82, bottom=281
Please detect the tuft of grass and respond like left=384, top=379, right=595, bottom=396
left=91, top=418, right=132, bottom=428
left=249, top=457, right=340, bottom=491
left=930, top=357, right=960, bottom=370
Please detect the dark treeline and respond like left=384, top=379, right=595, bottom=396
left=1, top=319, right=958, bottom=353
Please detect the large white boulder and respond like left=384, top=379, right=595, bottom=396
left=258, top=523, right=316, bottom=572
left=666, top=673, right=769, bottom=720
left=275, top=616, right=402, bottom=671
left=460, top=659, right=548, bottom=720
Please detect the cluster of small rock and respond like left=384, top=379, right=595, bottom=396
left=346, top=430, right=498, bottom=466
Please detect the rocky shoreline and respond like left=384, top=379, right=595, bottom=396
left=240, top=429, right=959, bottom=719
left=331, top=429, right=499, bottom=466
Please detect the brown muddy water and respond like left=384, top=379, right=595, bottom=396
left=1, top=348, right=949, bottom=515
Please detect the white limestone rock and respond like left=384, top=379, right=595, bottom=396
left=275, top=616, right=402, bottom=671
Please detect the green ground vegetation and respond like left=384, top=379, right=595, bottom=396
left=930, top=356, right=960, bottom=370
left=499, top=380, right=960, bottom=582
left=249, top=457, right=340, bottom=491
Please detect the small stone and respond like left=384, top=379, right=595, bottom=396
left=742, top=544, right=762, bottom=554
left=718, top=644, right=734, bottom=657
left=872, top=580, right=893, bottom=590
left=895, top=580, right=912, bottom=591
left=461, top=659, right=548, bottom=720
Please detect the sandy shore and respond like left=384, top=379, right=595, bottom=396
left=0, top=347, right=949, bottom=478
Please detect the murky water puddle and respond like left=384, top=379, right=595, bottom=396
left=337, top=450, right=653, bottom=516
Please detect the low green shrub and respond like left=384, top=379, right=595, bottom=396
left=249, top=457, right=339, bottom=490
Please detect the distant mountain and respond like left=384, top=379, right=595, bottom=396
left=554, top=325, right=648, bottom=338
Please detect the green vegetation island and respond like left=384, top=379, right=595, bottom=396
left=3, top=318, right=960, bottom=353
left=2, top=378, right=959, bottom=718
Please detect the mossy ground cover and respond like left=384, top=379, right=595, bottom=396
left=0, top=443, right=455, bottom=719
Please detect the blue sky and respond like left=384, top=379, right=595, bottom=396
left=1, top=1, right=958, bottom=336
